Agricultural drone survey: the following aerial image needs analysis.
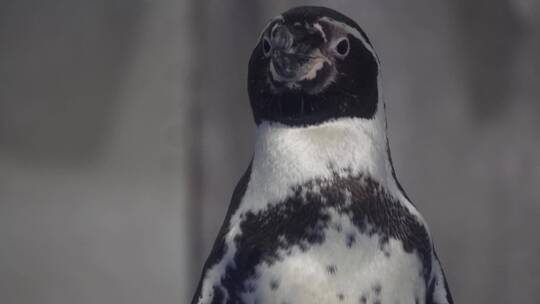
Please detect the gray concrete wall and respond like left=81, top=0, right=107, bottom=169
left=1, top=1, right=539, bottom=303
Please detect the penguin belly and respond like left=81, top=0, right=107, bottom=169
left=237, top=207, right=427, bottom=304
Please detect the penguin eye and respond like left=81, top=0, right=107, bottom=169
left=334, top=37, right=350, bottom=57
left=262, top=37, right=272, bottom=57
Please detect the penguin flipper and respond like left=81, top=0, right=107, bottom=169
left=426, top=249, right=454, bottom=304
left=191, top=164, right=252, bottom=304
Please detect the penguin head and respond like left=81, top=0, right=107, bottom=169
left=248, top=6, right=380, bottom=126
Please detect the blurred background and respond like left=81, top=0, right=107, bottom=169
left=1, top=0, right=539, bottom=303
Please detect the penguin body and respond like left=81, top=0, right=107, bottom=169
left=192, top=6, right=453, bottom=304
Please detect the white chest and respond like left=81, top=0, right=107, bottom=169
left=238, top=208, right=426, bottom=304
left=195, top=118, right=431, bottom=304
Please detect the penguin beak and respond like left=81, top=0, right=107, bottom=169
left=269, top=24, right=329, bottom=84
left=270, top=52, right=310, bottom=80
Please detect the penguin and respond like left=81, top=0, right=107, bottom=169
left=192, top=6, right=453, bottom=304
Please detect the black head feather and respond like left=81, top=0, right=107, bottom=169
left=248, top=6, right=379, bottom=126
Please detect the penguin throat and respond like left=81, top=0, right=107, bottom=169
left=245, top=115, right=396, bottom=214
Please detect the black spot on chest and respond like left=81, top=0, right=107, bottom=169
left=201, top=172, right=432, bottom=303
left=327, top=264, right=338, bottom=275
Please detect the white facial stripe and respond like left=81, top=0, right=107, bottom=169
left=313, top=23, right=327, bottom=42
left=270, top=22, right=281, bottom=40
left=318, top=17, right=379, bottom=65
left=257, top=15, right=284, bottom=42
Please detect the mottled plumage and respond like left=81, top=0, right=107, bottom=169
left=192, top=6, right=453, bottom=304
